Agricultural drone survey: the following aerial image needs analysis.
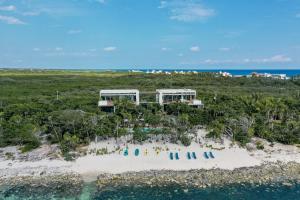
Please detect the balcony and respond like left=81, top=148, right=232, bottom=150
left=98, top=100, right=114, bottom=107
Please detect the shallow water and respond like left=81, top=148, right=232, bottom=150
left=1, top=182, right=300, bottom=200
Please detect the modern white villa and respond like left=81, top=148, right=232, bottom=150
left=98, top=89, right=140, bottom=109
left=98, top=89, right=203, bottom=110
left=156, top=89, right=203, bottom=108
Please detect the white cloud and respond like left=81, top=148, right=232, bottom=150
left=181, top=55, right=292, bottom=65
left=0, top=5, right=16, bottom=11
left=19, top=5, right=79, bottom=18
left=202, top=59, right=233, bottom=64
left=223, top=31, right=244, bottom=38
left=55, top=47, right=63, bottom=51
left=97, top=0, right=106, bottom=3
left=190, top=46, right=200, bottom=52
left=158, top=1, right=167, bottom=9
left=243, top=58, right=250, bottom=63
left=254, top=55, right=292, bottom=63
left=0, top=15, right=25, bottom=25
left=67, top=29, right=82, bottom=34
left=161, top=47, right=170, bottom=51
left=103, top=46, right=117, bottom=52
left=159, top=0, right=215, bottom=22
left=178, top=53, right=184, bottom=57
left=44, top=51, right=97, bottom=57
left=218, top=55, right=292, bottom=64
left=22, top=11, right=40, bottom=16
left=91, top=0, right=106, bottom=4
left=33, top=48, right=40, bottom=52
left=219, top=47, right=231, bottom=52
left=296, top=13, right=300, bottom=18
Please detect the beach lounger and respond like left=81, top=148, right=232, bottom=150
left=135, top=148, right=139, bottom=156
left=192, top=152, right=197, bottom=159
left=144, top=149, right=148, bottom=156
left=187, top=152, right=191, bottom=160
left=123, top=149, right=128, bottom=156
left=169, top=152, right=174, bottom=160
left=204, top=152, right=209, bottom=159
left=175, top=152, right=179, bottom=160
left=209, top=152, right=215, bottom=159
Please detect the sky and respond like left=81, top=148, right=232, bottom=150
left=0, top=0, right=300, bottom=69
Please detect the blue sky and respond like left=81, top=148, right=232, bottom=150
left=0, top=0, right=300, bottom=69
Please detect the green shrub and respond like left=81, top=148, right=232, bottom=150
left=256, top=141, right=265, bottom=150
left=20, top=140, right=40, bottom=153
left=180, top=135, right=191, bottom=146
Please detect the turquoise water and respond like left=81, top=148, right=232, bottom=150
left=1, top=182, right=300, bottom=200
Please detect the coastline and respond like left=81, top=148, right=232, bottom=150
left=96, top=162, right=300, bottom=189
left=0, top=130, right=299, bottom=186
left=1, top=162, right=299, bottom=196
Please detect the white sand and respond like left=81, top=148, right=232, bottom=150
left=72, top=140, right=260, bottom=174
left=1, top=129, right=299, bottom=181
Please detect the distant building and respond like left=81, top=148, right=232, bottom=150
left=98, top=89, right=140, bottom=110
left=271, top=74, right=288, bottom=80
left=156, top=89, right=203, bottom=108
left=219, top=71, right=232, bottom=77
left=233, top=75, right=245, bottom=78
left=251, top=72, right=288, bottom=80
left=129, top=70, right=143, bottom=73
left=251, top=72, right=272, bottom=78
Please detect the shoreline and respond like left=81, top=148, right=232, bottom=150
left=96, top=162, right=300, bottom=189
left=1, top=162, right=299, bottom=191
left=1, top=130, right=299, bottom=184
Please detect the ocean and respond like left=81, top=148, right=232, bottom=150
left=1, top=182, right=300, bottom=200
left=4, top=68, right=300, bottom=77
left=69, top=69, right=300, bottom=77
left=135, top=69, right=300, bottom=77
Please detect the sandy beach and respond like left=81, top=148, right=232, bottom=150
left=0, top=129, right=299, bottom=182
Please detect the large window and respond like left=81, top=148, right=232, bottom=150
left=102, top=94, right=136, bottom=102
left=102, top=96, right=114, bottom=101
left=162, top=93, right=196, bottom=103
left=119, top=95, right=136, bottom=101
left=163, top=95, right=182, bottom=103
left=173, top=95, right=181, bottom=101
left=163, top=95, right=173, bottom=103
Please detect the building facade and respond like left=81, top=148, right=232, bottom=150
left=98, top=89, right=204, bottom=110
left=156, top=89, right=203, bottom=107
left=98, top=89, right=140, bottom=108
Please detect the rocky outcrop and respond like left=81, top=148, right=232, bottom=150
left=0, top=174, right=83, bottom=199
left=97, top=162, right=300, bottom=189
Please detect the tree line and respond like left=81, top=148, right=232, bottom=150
left=0, top=70, right=299, bottom=158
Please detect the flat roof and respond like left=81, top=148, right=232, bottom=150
left=100, top=89, right=139, bottom=94
left=156, top=89, right=196, bottom=93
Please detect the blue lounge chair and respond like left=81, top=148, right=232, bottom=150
left=209, top=152, right=215, bottom=159
left=169, top=152, right=174, bottom=160
left=175, top=152, right=179, bottom=160
left=135, top=149, right=139, bottom=156
left=204, top=152, right=209, bottom=159
left=123, top=149, right=128, bottom=156
left=192, top=152, right=197, bottom=159
left=187, top=152, right=191, bottom=160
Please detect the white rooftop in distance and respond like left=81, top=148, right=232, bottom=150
left=156, top=89, right=196, bottom=93
left=100, top=89, right=139, bottom=94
